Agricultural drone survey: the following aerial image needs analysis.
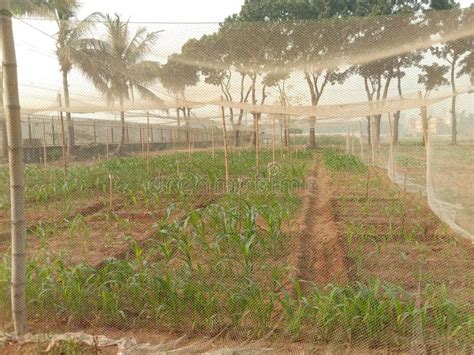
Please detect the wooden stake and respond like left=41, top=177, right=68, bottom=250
left=93, top=120, right=96, bottom=144
left=351, top=130, right=355, bottom=155
left=272, top=116, right=276, bottom=163
left=211, top=125, right=215, bottom=159
left=105, top=122, right=109, bottom=160
left=418, top=91, right=429, bottom=148
left=27, top=114, right=32, bottom=142
left=221, top=106, right=230, bottom=193
left=345, top=130, right=350, bottom=154
left=146, top=112, right=150, bottom=172
left=359, top=120, right=364, bottom=162
left=188, top=127, right=192, bottom=161
left=255, top=113, right=260, bottom=175
left=370, top=116, right=376, bottom=165
left=51, top=116, right=55, bottom=146
left=387, top=112, right=395, bottom=174
left=41, top=117, right=47, bottom=168
left=108, top=174, right=113, bottom=210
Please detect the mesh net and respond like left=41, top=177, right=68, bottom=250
left=0, top=3, right=473, bottom=352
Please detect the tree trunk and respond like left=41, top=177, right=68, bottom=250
left=309, top=116, right=316, bottom=148
left=394, top=73, right=402, bottom=145
left=1, top=0, right=27, bottom=336
left=61, top=70, right=75, bottom=157
left=450, top=60, right=457, bottom=145
left=115, top=96, right=125, bottom=154
left=367, top=117, right=372, bottom=147
left=393, top=112, right=400, bottom=145
left=451, top=95, right=457, bottom=145
left=234, top=127, right=241, bottom=147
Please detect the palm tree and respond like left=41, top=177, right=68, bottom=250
left=76, top=14, right=162, bottom=154
left=53, top=2, right=99, bottom=157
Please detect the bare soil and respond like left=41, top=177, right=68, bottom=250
left=289, top=158, right=348, bottom=290
left=329, top=164, right=474, bottom=305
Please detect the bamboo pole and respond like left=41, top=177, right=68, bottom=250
left=26, top=114, right=32, bottom=142
left=255, top=114, right=260, bottom=175
left=146, top=112, right=150, bottom=173
left=345, top=130, right=350, bottom=154
left=57, top=94, right=67, bottom=173
left=211, top=125, right=215, bottom=158
left=41, top=117, right=47, bottom=168
left=108, top=174, right=113, bottom=210
left=93, top=120, right=96, bottom=144
left=172, top=126, right=176, bottom=153
left=387, top=112, right=395, bottom=174
left=359, top=119, right=365, bottom=162
left=418, top=91, right=429, bottom=147
left=140, top=125, right=144, bottom=154
left=187, top=127, right=192, bottom=161
left=1, top=0, right=27, bottom=335
left=220, top=106, right=230, bottom=193
left=351, top=130, right=355, bottom=155
left=370, top=116, right=376, bottom=165
left=51, top=116, right=55, bottom=146
left=105, top=122, right=109, bottom=160
left=272, top=116, right=276, bottom=163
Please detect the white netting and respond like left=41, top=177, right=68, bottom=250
left=1, top=3, right=473, bottom=352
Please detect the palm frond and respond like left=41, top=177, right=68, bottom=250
left=134, top=84, right=163, bottom=103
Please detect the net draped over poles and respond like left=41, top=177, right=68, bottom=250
left=0, top=4, right=473, bottom=352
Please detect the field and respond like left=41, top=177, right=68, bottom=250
left=0, top=146, right=473, bottom=352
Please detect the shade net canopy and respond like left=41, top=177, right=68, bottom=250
left=0, top=4, right=473, bottom=353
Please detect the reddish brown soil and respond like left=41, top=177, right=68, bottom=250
left=290, top=159, right=348, bottom=289
left=329, top=164, right=474, bottom=305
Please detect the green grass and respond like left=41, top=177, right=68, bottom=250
left=323, top=148, right=367, bottom=172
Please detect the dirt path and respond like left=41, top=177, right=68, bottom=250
left=291, top=157, right=348, bottom=288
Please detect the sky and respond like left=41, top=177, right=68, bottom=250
left=12, top=0, right=474, bottom=120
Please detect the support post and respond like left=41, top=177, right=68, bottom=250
left=272, top=116, right=276, bottom=163
left=255, top=113, right=260, bottom=174
left=211, top=124, right=215, bottom=159
left=220, top=107, right=230, bottom=193
left=41, top=117, right=47, bottom=168
left=1, top=0, right=27, bottom=335
left=146, top=112, right=150, bottom=173
left=51, top=116, right=55, bottom=146
left=105, top=122, right=109, bottom=160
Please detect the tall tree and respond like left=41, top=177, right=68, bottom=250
left=181, top=33, right=253, bottom=146
left=158, top=53, right=198, bottom=140
left=235, top=0, right=353, bottom=147
left=53, top=2, right=99, bottom=157
left=350, top=0, right=426, bottom=150
left=392, top=53, right=423, bottom=145
left=76, top=14, right=162, bottom=154
left=427, top=1, right=472, bottom=144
